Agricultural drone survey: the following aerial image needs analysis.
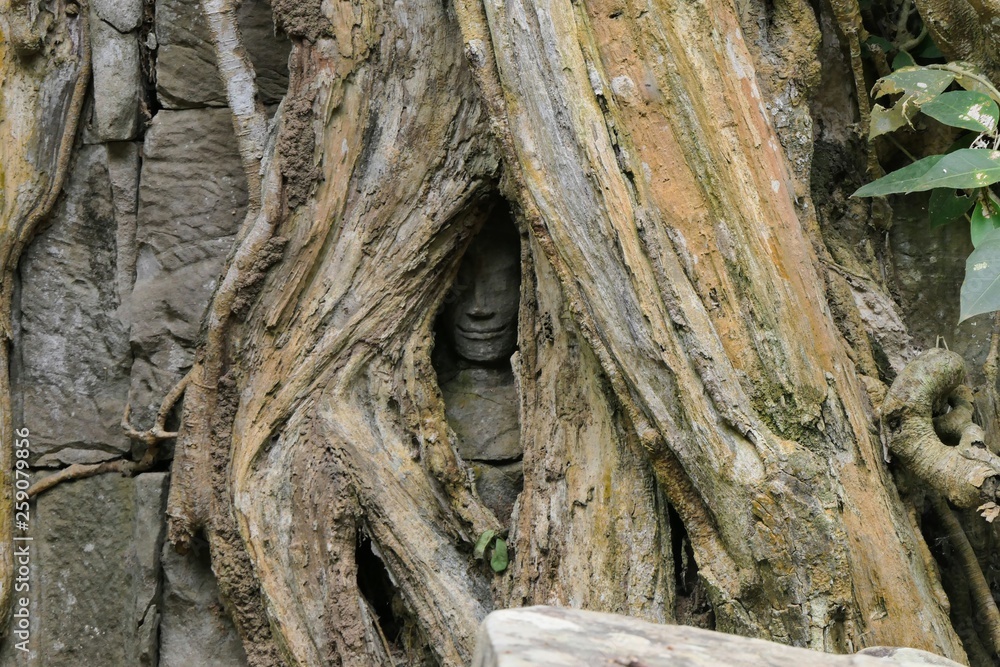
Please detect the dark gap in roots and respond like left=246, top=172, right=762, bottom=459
left=668, top=503, right=715, bottom=629
left=355, top=532, right=440, bottom=666
left=140, top=0, right=161, bottom=125
left=355, top=533, right=403, bottom=644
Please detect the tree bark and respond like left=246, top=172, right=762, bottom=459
left=453, top=0, right=962, bottom=653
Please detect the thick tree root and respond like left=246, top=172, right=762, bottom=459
left=159, top=4, right=288, bottom=663
left=27, top=460, right=138, bottom=498
left=886, top=350, right=1000, bottom=658
left=201, top=0, right=269, bottom=211
left=881, top=348, right=1000, bottom=508
left=931, top=494, right=1000, bottom=655
left=167, top=0, right=279, bottom=551
left=884, top=351, right=1000, bottom=661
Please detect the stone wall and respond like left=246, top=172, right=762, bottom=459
left=4, top=1, right=289, bottom=664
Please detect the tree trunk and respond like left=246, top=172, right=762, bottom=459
left=2, top=0, right=998, bottom=663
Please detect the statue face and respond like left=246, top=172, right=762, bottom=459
left=446, top=226, right=521, bottom=363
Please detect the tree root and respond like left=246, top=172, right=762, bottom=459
left=122, top=371, right=190, bottom=448
left=886, top=351, right=1000, bottom=658
left=201, top=0, right=269, bottom=211
left=159, top=4, right=288, bottom=664
left=985, top=312, right=1000, bottom=389
left=27, top=459, right=138, bottom=498
left=881, top=348, right=1000, bottom=509
left=932, top=385, right=981, bottom=446
left=930, top=494, right=1000, bottom=656
left=27, top=372, right=190, bottom=498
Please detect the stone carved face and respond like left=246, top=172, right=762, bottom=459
left=445, top=224, right=521, bottom=363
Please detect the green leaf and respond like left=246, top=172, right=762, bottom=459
left=490, top=538, right=509, bottom=573
left=872, top=67, right=954, bottom=102
left=853, top=154, right=943, bottom=196
left=921, top=91, right=1000, bottom=133
left=948, top=132, right=979, bottom=152
left=948, top=61, right=995, bottom=97
left=853, top=149, right=1000, bottom=196
left=866, top=35, right=893, bottom=54
left=870, top=103, right=908, bottom=138
left=929, top=188, right=974, bottom=227
left=961, top=234, right=1000, bottom=320
left=474, top=530, right=495, bottom=560
left=892, top=51, right=916, bottom=71
left=868, top=67, right=954, bottom=138
left=970, top=200, right=1000, bottom=247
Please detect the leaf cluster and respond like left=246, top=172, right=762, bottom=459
left=853, top=62, right=1000, bottom=321
left=474, top=530, right=509, bottom=573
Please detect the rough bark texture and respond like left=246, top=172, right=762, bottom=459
left=4, top=0, right=1000, bottom=663
left=455, top=0, right=959, bottom=653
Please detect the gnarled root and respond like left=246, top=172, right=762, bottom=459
left=27, top=372, right=190, bottom=498
left=885, top=350, right=1000, bottom=657
left=26, top=459, right=137, bottom=498
left=881, top=348, right=1000, bottom=509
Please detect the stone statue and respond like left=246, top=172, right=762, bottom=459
left=444, top=224, right=521, bottom=364
left=437, top=220, right=523, bottom=521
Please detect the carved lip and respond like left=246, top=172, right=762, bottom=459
left=457, top=324, right=510, bottom=340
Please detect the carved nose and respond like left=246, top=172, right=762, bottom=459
left=467, top=305, right=495, bottom=320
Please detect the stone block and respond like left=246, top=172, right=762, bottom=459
left=472, top=607, right=965, bottom=667
left=106, top=142, right=141, bottom=307
left=0, top=474, right=168, bottom=666
left=93, top=0, right=143, bottom=32
left=14, top=146, right=132, bottom=466
left=858, top=647, right=968, bottom=666
left=134, top=473, right=170, bottom=665
left=129, top=108, right=246, bottom=426
left=159, top=540, right=249, bottom=667
left=90, top=11, right=141, bottom=141
left=442, top=368, right=522, bottom=462
left=473, top=461, right=522, bottom=521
